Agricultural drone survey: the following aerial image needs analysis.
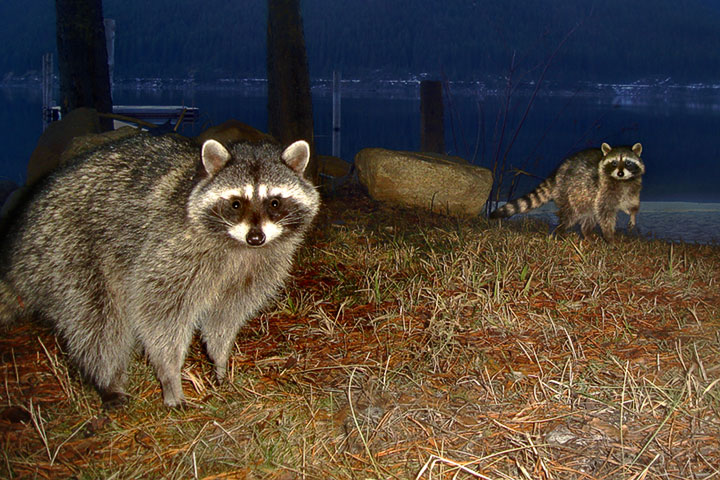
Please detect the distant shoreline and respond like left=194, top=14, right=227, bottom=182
left=4, top=76, right=720, bottom=102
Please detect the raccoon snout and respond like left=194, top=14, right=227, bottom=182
left=617, top=170, right=624, bottom=178
left=246, top=228, right=266, bottom=246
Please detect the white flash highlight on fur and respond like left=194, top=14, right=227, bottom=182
left=217, top=188, right=252, bottom=200
left=269, top=184, right=314, bottom=206
left=269, top=186, right=293, bottom=198
left=263, top=221, right=283, bottom=243
left=228, top=222, right=250, bottom=243
left=228, top=221, right=282, bottom=245
left=258, top=184, right=268, bottom=199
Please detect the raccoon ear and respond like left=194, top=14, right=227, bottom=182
left=601, top=143, right=612, bottom=155
left=632, top=143, right=642, bottom=156
left=201, top=140, right=232, bottom=176
left=281, top=140, right=311, bottom=175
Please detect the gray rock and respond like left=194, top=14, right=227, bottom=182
left=354, top=148, right=492, bottom=217
left=194, top=119, right=275, bottom=146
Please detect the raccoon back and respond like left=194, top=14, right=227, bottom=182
left=489, top=148, right=603, bottom=219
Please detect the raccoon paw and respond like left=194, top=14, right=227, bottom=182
left=168, top=399, right=189, bottom=411
left=100, top=390, right=130, bottom=410
left=214, top=365, right=229, bottom=385
left=162, top=391, right=187, bottom=408
left=627, top=225, right=641, bottom=236
left=600, top=233, right=616, bottom=243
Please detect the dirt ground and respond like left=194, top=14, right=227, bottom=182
left=2, top=189, right=719, bottom=479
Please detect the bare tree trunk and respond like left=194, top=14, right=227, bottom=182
left=267, top=0, right=318, bottom=184
left=55, top=0, right=113, bottom=131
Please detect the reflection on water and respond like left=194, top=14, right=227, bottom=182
left=509, top=201, right=720, bottom=245
left=2, top=83, right=720, bottom=206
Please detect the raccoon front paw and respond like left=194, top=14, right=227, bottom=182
left=100, top=390, right=130, bottom=410
left=629, top=221, right=642, bottom=234
left=168, top=399, right=189, bottom=411
left=161, top=384, right=186, bottom=408
left=213, top=360, right=235, bottom=385
left=163, top=393, right=187, bottom=409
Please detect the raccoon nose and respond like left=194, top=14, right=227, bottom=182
left=617, top=170, right=624, bottom=177
left=246, top=228, right=266, bottom=246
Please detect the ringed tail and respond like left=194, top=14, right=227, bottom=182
left=489, top=177, right=555, bottom=219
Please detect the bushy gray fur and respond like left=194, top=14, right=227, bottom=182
left=0, top=132, right=319, bottom=407
left=490, top=143, right=645, bottom=241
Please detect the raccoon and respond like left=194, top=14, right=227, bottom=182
left=0, top=133, right=320, bottom=407
left=490, top=143, right=644, bottom=241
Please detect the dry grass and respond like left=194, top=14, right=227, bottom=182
left=2, top=186, right=719, bottom=479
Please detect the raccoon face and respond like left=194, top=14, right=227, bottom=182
left=600, top=142, right=645, bottom=181
left=214, top=187, right=307, bottom=247
left=196, top=139, right=316, bottom=248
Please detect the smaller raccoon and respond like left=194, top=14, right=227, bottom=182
left=0, top=133, right=320, bottom=407
left=490, top=143, right=645, bottom=241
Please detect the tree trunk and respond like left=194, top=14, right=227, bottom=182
left=267, top=0, right=318, bottom=184
left=55, top=0, right=113, bottom=131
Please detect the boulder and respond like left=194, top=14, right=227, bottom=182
left=27, top=107, right=102, bottom=185
left=318, top=154, right=352, bottom=192
left=60, top=126, right=141, bottom=164
left=318, top=155, right=351, bottom=178
left=0, top=185, right=29, bottom=220
left=195, top=119, right=275, bottom=146
left=0, top=179, right=19, bottom=211
left=354, top=148, right=492, bottom=217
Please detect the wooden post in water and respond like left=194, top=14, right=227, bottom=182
left=420, top=80, right=444, bottom=153
left=55, top=0, right=114, bottom=131
left=332, top=70, right=341, bottom=158
left=267, top=0, right=317, bottom=183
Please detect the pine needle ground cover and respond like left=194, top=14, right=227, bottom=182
left=2, top=189, right=719, bottom=479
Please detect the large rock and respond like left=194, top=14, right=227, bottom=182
left=319, top=155, right=351, bottom=178
left=318, top=154, right=352, bottom=192
left=195, top=119, right=275, bottom=146
left=27, top=107, right=102, bottom=185
left=60, top=126, right=141, bottom=164
left=0, top=180, right=19, bottom=211
left=355, top=148, right=492, bottom=217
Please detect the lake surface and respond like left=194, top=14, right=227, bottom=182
left=1, top=82, right=719, bottom=242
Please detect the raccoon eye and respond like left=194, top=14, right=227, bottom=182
left=270, top=198, right=281, bottom=209
left=610, top=160, right=618, bottom=167
left=232, top=200, right=241, bottom=209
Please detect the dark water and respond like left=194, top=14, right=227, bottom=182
left=2, top=84, right=720, bottom=205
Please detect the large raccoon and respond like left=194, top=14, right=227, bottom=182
left=490, top=143, right=644, bottom=241
left=0, top=133, right=320, bottom=407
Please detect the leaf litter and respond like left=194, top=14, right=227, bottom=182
left=1, top=185, right=719, bottom=479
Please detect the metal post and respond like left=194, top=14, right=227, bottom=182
left=332, top=70, right=341, bottom=158
left=42, top=53, right=54, bottom=130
